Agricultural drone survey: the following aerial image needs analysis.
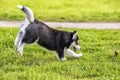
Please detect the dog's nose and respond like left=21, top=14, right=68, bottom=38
left=75, top=45, right=81, bottom=50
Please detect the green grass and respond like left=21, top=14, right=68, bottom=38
left=0, top=0, right=120, bottom=22
left=0, top=28, right=120, bottom=80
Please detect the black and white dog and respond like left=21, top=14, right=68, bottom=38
left=14, top=5, right=82, bottom=60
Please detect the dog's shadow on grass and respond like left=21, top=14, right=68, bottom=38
left=18, top=55, right=57, bottom=66
left=15, top=54, right=82, bottom=66
left=12, top=48, right=82, bottom=66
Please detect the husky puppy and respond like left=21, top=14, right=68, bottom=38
left=14, top=5, right=82, bottom=60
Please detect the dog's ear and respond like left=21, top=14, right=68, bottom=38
left=71, top=31, right=78, bottom=40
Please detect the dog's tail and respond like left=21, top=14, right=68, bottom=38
left=18, top=5, right=34, bottom=23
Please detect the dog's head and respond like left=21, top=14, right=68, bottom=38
left=70, top=31, right=80, bottom=51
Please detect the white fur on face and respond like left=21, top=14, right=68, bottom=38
left=74, top=45, right=81, bottom=50
left=70, top=41, right=81, bottom=50
left=70, top=41, right=75, bottom=48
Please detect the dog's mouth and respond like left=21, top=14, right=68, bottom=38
left=73, top=45, right=81, bottom=52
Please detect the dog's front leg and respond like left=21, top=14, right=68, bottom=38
left=56, top=49, right=66, bottom=61
left=66, top=48, right=82, bottom=58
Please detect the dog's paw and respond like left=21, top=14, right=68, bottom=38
left=74, top=53, right=83, bottom=58
left=18, top=51, right=23, bottom=56
left=61, top=57, right=67, bottom=61
left=58, top=57, right=66, bottom=61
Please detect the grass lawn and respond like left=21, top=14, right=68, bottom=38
left=0, top=0, right=120, bottom=22
left=0, top=27, right=120, bottom=80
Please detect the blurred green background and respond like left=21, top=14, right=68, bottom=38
left=0, top=0, right=120, bottom=22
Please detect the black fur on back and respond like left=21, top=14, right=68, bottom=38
left=23, top=19, right=73, bottom=50
left=22, top=19, right=75, bottom=59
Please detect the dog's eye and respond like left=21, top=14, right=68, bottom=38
left=77, top=37, right=79, bottom=40
left=76, top=40, right=79, bottom=44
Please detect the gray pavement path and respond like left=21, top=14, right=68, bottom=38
left=0, top=21, right=120, bottom=29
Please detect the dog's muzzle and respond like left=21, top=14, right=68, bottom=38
left=73, top=45, right=81, bottom=52
left=74, top=45, right=81, bottom=50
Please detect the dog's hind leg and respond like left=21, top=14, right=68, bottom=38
left=15, top=30, right=25, bottom=55
left=18, top=42, right=25, bottom=56
left=65, top=48, right=82, bottom=58
left=56, top=49, right=66, bottom=61
left=14, top=35, right=20, bottom=49
left=14, top=31, right=24, bottom=49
